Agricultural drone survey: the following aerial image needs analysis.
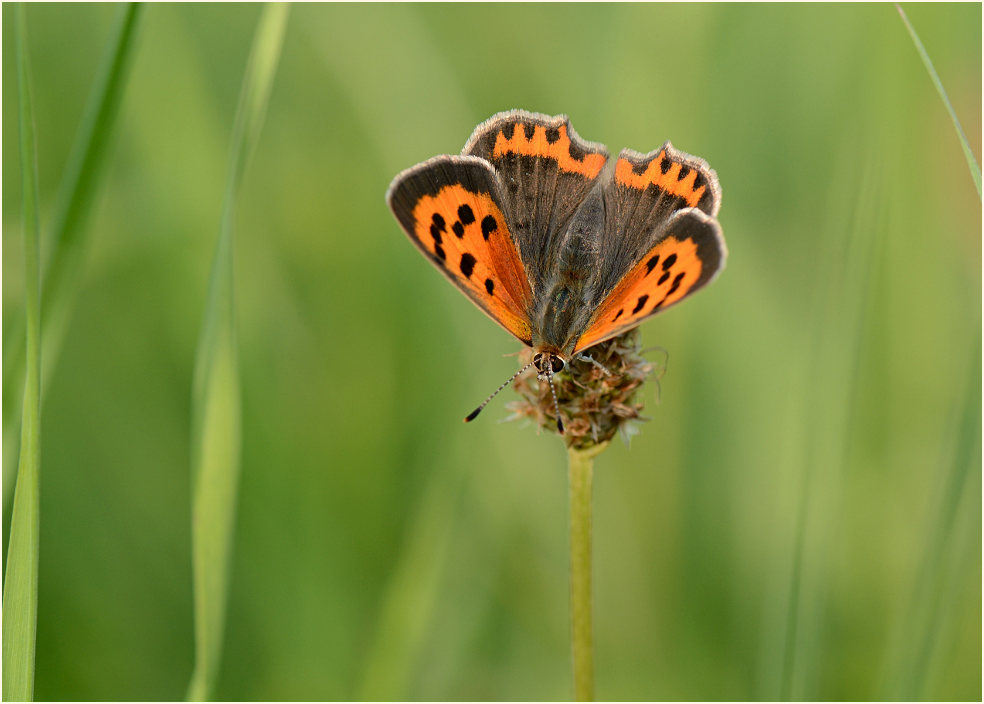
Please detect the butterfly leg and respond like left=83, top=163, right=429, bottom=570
left=575, top=353, right=614, bottom=377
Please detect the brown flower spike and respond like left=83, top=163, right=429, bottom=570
left=505, top=329, right=664, bottom=450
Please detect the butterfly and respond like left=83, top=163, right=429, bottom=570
left=386, top=110, right=726, bottom=432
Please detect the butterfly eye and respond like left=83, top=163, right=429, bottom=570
left=533, top=353, right=565, bottom=374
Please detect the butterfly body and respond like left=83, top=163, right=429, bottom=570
left=387, top=110, right=726, bottom=424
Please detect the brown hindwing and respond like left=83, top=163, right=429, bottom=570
left=593, top=142, right=722, bottom=301
left=575, top=208, right=726, bottom=353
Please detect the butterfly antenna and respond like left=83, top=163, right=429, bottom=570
left=545, top=364, right=565, bottom=434
left=464, top=360, right=536, bottom=423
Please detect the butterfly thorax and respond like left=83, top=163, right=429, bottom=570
left=530, top=186, right=606, bottom=357
left=533, top=285, right=587, bottom=359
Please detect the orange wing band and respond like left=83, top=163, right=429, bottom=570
left=615, top=152, right=707, bottom=208
left=493, top=123, right=606, bottom=179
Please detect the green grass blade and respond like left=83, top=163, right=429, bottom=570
left=895, top=3, right=982, bottom=198
left=185, top=5, right=289, bottom=700
left=2, top=2, right=143, bottom=511
left=3, top=6, right=44, bottom=701
left=884, top=9, right=982, bottom=693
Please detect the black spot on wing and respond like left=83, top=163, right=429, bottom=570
left=457, top=204, right=475, bottom=225
left=632, top=295, right=649, bottom=314
left=646, top=254, right=660, bottom=274
left=460, top=253, right=476, bottom=278
left=662, top=253, right=677, bottom=270
left=658, top=271, right=670, bottom=285
left=485, top=278, right=495, bottom=295
left=434, top=244, right=447, bottom=261
left=481, top=215, right=497, bottom=240
left=677, top=165, right=690, bottom=180
left=650, top=272, right=689, bottom=312
left=430, top=212, right=446, bottom=243
left=668, top=271, right=685, bottom=295
left=545, top=126, right=560, bottom=143
left=568, top=139, right=585, bottom=161
left=452, top=221, right=465, bottom=238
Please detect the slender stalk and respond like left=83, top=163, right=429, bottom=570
left=3, top=5, right=43, bottom=701
left=568, top=442, right=607, bottom=701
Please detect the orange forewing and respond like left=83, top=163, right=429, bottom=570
left=410, top=185, right=533, bottom=343
left=574, top=212, right=723, bottom=352
left=615, top=149, right=708, bottom=209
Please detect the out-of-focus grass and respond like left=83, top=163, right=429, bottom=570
left=1, top=4, right=979, bottom=701
left=897, top=3, right=981, bottom=198
left=881, top=7, right=983, bottom=698
left=884, top=336, right=981, bottom=699
left=777, top=149, right=884, bottom=699
left=2, top=6, right=42, bottom=700
left=186, top=5, right=288, bottom=701
left=1, top=3, right=142, bottom=513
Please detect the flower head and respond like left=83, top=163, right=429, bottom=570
left=506, top=329, right=664, bottom=450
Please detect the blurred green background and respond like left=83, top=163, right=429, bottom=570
left=2, top=3, right=980, bottom=701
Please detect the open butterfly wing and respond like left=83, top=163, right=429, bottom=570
left=574, top=208, right=726, bottom=353
left=387, top=156, right=535, bottom=345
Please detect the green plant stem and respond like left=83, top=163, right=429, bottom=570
left=3, top=5, right=43, bottom=701
left=568, top=442, right=607, bottom=701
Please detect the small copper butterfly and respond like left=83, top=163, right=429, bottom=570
left=386, top=110, right=726, bottom=432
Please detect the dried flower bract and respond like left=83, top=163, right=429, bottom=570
left=505, top=330, right=663, bottom=450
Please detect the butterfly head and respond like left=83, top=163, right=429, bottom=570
left=533, top=351, right=566, bottom=377
left=532, top=349, right=566, bottom=434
